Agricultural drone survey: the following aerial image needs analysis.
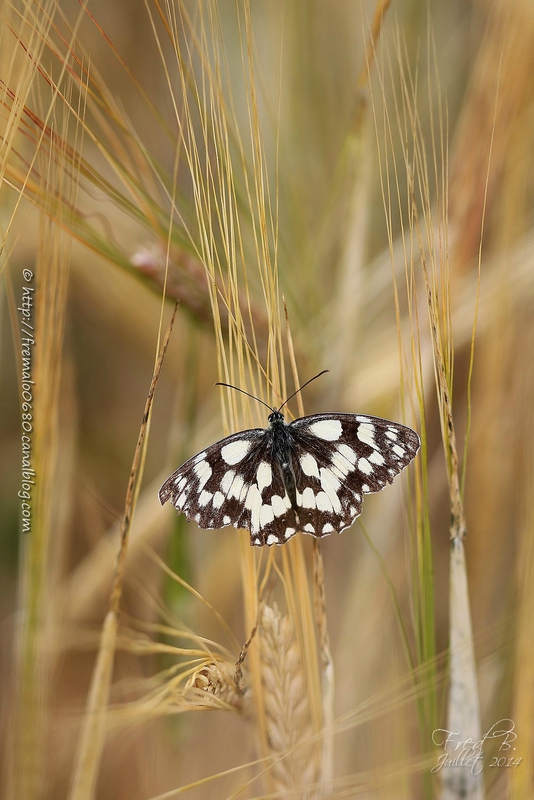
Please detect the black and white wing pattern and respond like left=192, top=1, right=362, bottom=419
left=159, top=410, right=420, bottom=547
left=285, top=413, right=420, bottom=539
left=159, top=428, right=273, bottom=540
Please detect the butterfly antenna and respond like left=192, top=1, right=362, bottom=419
left=277, top=369, right=329, bottom=412
left=215, top=382, right=275, bottom=412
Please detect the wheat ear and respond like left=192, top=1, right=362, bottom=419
left=259, top=603, right=319, bottom=800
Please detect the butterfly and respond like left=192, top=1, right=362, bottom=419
left=159, top=372, right=420, bottom=547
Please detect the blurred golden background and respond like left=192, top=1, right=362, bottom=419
left=1, top=0, right=534, bottom=798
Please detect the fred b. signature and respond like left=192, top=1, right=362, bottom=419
left=431, top=719, right=522, bottom=775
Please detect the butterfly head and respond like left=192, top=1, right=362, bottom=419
left=268, top=409, right=285, bottom=426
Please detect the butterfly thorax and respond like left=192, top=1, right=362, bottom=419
left=267, top=410, right=290, bottom=460
left=267, top=410, right=299, bottom=516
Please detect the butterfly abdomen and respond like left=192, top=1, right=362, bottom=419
left=269, top=416, right=300, bottom=519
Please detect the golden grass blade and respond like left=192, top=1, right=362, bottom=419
left=59, top=473, right=172, bottom=622
left=284, top=298, right=334, bottom=795
left=68, top=303, right=178, bottom=800
left=408, top=94, right=484, bottom=800
left=8, top=41, right=85, bottom=800
left=367, top=22, right=438, bottom=777
left=0, top=0, right=57, bottom=221
left=382, top=27, right=486, bottom=800
left=510, top=337, right=534, bottom=800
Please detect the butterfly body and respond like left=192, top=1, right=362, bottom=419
left=159, top=408, right=420, bottom=547
left=268, top=411, right=301, bottom=518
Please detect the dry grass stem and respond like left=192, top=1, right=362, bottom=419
left=69, top=304, right=178, bottom=800
left=510, top=334, right=534, bottom=799
left=409, top=91, right=485, bottom=800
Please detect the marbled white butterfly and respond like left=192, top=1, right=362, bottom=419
left=159, top=373, right=420, bottom=547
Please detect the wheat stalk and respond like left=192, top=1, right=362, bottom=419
left=258, top=603, right=319, bottom=800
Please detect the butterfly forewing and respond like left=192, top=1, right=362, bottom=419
left=270, top=413, right=419, bottom=541
left=159, top=428, right=266, bottom=529
left=159, top=411, right=420, bottom=547
left=291, top=413, right=420, bottom=493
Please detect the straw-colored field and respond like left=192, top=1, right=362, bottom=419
left=1, top=1, right=533, bottom=798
